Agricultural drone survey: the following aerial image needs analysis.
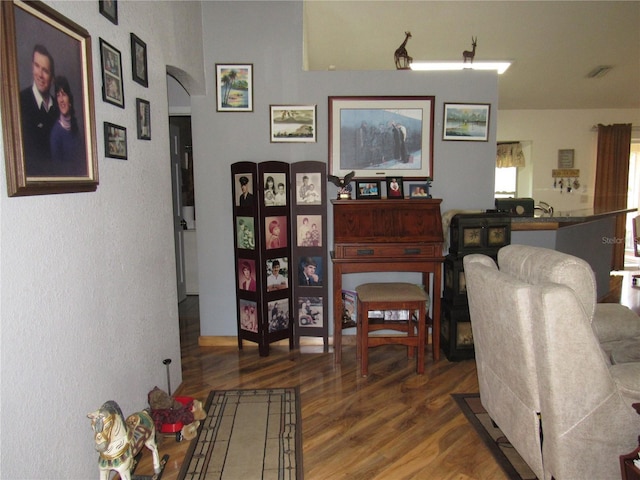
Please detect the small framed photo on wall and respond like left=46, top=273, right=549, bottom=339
left=136, top=98, right=151, bottom=140
left=99, top=0, right=118, bottom=25
left=130, top=33, right=148, bottom=87
left=104, top=122, right=127, bottom=159
left=99, top=38, right=124, bottom=108
left=270, top=105, right=316, bottom=143
left=442, top=103, right=490, bottom=141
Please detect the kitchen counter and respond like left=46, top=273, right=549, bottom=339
left=510, top=207, right=637, bottom=231
left=510, top=207, right=636, bottom=299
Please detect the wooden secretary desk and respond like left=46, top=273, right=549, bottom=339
left=331, top=198, right=445, bottom=364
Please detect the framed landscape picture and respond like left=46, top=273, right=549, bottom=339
left=270, top=105, right=316, bottom=142
left=329, top=96, right=434, bottom=180
left=215, top=63, right=253, bottom=112
left=443, top=103, right=490, bottom=141
left=0, top=0, right=98, bottom=196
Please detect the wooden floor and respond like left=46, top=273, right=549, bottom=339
left=133, top=272, right=640, bottom=480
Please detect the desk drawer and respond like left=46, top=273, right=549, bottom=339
left=335, top=243, right=438, bottom=259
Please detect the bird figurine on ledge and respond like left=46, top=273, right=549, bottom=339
left=328, top=171, right=355, bottom=199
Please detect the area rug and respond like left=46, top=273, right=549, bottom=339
left=452, top=393, right=537, bottom=480
left=178, top=388, right=302, bottom=480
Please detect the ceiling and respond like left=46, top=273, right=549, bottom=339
left=303, top=1, right=640, bottom=110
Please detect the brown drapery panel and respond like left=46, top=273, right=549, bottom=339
left=593, top=123, right=632, bottom=270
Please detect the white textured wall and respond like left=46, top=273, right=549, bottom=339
left=192, top=1, right=499, bottom=336
left=498, top=108, right=640, bottom=212
left=0, top=1, right=203, bottom=478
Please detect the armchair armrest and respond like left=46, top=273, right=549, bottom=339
left=593, top=303, right=640, bottom=344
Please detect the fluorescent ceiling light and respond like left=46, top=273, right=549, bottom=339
left=410, top=61, right=511, bottom=74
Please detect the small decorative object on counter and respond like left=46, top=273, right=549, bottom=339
left=328, top=170, right=355, bottom=199
left=88, top=400, right=163, bottom=480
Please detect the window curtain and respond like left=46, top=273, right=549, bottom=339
left=594, top=123, right=632, bottom=270
left=496, top=142, right=525, bottom=168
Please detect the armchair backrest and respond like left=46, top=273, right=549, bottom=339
left=463, top=253, right=545, bottom=479
left=498, top=244, right=596, bottom=321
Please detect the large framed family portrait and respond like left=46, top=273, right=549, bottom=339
left=0, top=0, right=98, bottom=196
left=328, top=96, right=434, bottom=180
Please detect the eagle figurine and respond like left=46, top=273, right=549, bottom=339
left=328, top=171, right=356, bottom=199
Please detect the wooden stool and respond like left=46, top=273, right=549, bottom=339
left=355, top=282, right=428, bottom=376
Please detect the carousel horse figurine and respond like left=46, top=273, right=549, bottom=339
left=88, top=400, right=161, bottom=480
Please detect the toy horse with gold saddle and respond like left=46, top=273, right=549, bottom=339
left=88, top=400, right=161, bottom=480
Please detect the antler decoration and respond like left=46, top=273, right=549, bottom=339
left=328, top=171, right=355, bottom=199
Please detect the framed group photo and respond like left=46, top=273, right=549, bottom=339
left=0, top=0, right=98, bottom=196
left=99, top=38, right=124, bottom=108
left=355, top=180, right=381, bottom=199
left=263, top=172, right=287, bottom=207
left=215, top=63, right=253, bottom=112
left=104, top=122, right=127, bottom=160
left=442, top=103, right=490, bottom=141
left=409, top=182, right=432, bottom=198
left=296, top=215, right=322, bottom=247
left=270, top=105, right=316, bottom=143
left=328, top=96, right=434, bottom=180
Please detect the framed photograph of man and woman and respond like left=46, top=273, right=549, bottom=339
left=1, top=0, right=99, bottom=196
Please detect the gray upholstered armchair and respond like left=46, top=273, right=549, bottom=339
left=464, top=245, right=640, bottom=480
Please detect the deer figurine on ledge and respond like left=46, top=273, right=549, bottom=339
left=394, top=31, right=413, bottom=70
left=463, top=37, right=477, bottom=64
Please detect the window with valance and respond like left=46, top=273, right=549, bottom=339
left=496, top=142, right=525, bottom=168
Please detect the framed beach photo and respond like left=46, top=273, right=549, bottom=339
left=99, top=38, right=124, bottom=108
left=270, top=105, right=316, bottom=142
left=215, top=63, right=253, bottom=112
left=329, top=96, right=434, bottom=180
left=0, top=0, right=98, bottom=196
left=443, top=103, right=490, bottom=141
left=355, top=180, right=381, bottom=199
left=104, top=122, right=127, bottom=160
left=136, top=98, right=151, bottom=140
left=130, top=33, right=148, bottom=87
left=98, top=0, right=117, bottom=25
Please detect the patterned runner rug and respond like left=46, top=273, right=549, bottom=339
left=452, top=393, right=537, bottom=480
left=178, top=388, right=302, bottom=480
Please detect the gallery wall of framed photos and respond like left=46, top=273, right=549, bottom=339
left=231, top=160, right=328, bottom=356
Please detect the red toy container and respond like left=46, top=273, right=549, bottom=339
left=159, top=396, right=193, bottom=439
